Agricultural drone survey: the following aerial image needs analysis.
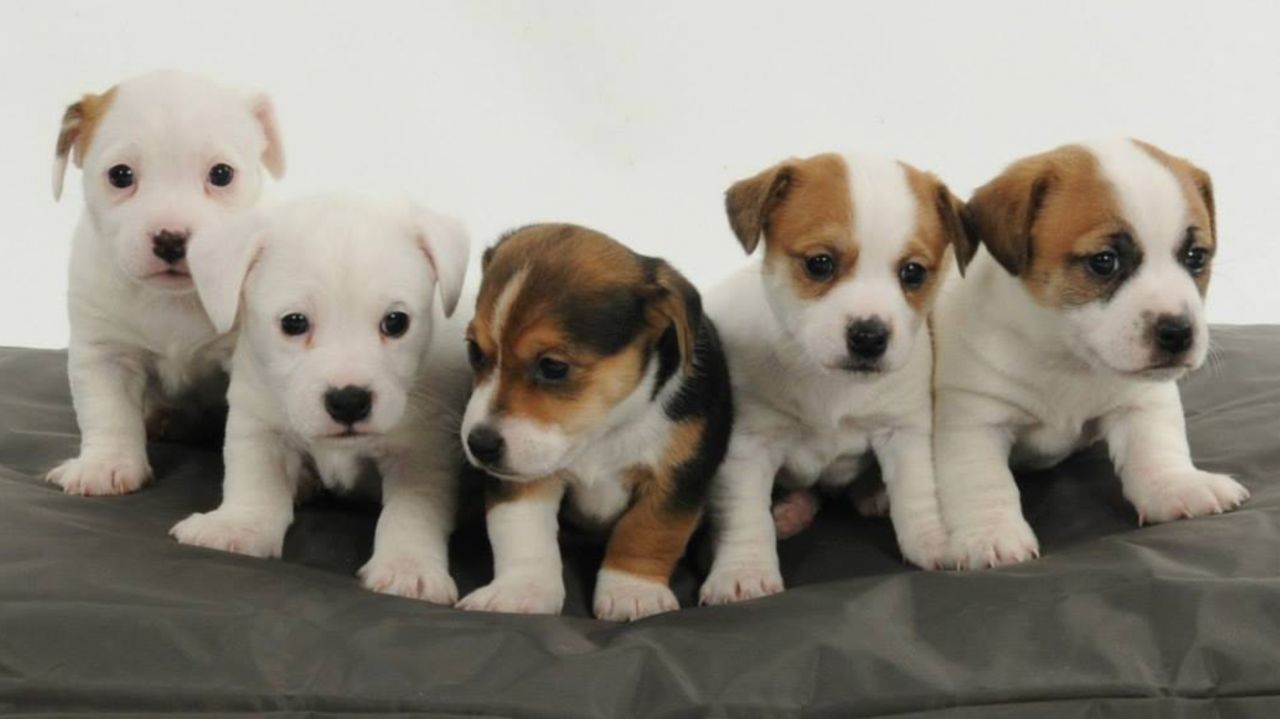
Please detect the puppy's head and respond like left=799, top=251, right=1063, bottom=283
left=189, top=196, right=469, bottom=442
left=54, top=70, right=285, bottom=292
left=460, top=224, right=700, bottom=480
left=726, top=152, right=972, bottom=375
left=965, top=140, right=1216, bottom=379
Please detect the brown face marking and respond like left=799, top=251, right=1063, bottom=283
left=56, top=88, right=117, bottom=166
left=968, top=144, right=1138, bottom=308
left=900, top=163, right=967, bottom=313
left=1133, top=140, right=1216, bottom=297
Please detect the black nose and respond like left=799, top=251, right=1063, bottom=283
left=1154, top=315, right=1194, bottom=355
left=846, top=318, right=890, bottom=359
left=324, top=385, right=372, bottom=426
left=466, top=425, right=505, bottom=465
left=152, top=230, right=189, bottom=265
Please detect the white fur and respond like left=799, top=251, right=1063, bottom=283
left=933, top=139, right=1249, bottom=569
left=169, top=196, right=473, bottom=605
left=47, top=70, right=283, bottom=496
left=700, top=152, right=950, bottom=606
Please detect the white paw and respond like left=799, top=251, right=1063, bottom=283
left=948, top=514, right=1040, bottom=569
left=46, top=453, right=151, bottom=496
left=457, top=572, right=565, bottom=615
left=1128, top=470, right=1249, bottom=524
left=593, top=568, right=679, bottom=621
left=855, top=487, right=891, bottom=517
left=699, top=558, right=784, bottom=605
left=772, top=489, right=820, bottom=540
left=895, top=520, right=950, bottom=570
left=359, top=554, right=457, bottom=605
left=170, top=509, right=287, bottom=559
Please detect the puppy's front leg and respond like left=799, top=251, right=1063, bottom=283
left=935, top=417, right=1039, bottom=569
left=872, top=427, right=948, bottom=569
left=170, top=409, right=297, bottom=558
left=359, top=451, right=458, bottom=605
left=458, top=476, right=566, bottom=615
left=1105, top=384, right=1249, bottom=524
left=47, top=346, right=151, bottom=495
left=699, top=440, right=784, bottom=605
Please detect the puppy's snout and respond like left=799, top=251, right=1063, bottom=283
left=324, top=385, right=372, bottom=426
left=466, top=425, right=505, bottom=465
left=846, top=318, right=890, bottom=360
left=1153, top=314, right=1194, bottom=355
left=151, top=230, right=190, bottom=265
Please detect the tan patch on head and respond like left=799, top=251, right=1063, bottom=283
left=56, top=87, right=117, bottom=166
left=900, top=163, right=967, bottom=312
left=968, top=144, right=1133, bottom=308
left=1133, top=140, right=1216, bottom=296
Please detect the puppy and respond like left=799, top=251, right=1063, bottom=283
left=456, top=224, right=732, bottom=621
left=934, top=139, right=1250, bottom=568
left=170, top=196, right=471, bottom=603
left=47, top=70, right=285, bottom=496
left=700, top=152, right=970, bottom=605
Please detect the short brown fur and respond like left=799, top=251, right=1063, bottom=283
left=56, top=88, right=117, bottom=166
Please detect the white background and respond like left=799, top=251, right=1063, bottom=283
left=2, top=1, right=1277, bottom=349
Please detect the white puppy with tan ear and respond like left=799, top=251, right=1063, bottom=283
left=934, top=139, right=1250, bottom=569
left=47, top=70, right=285, bottom=496
left=169, top=196, right=472, bottom=604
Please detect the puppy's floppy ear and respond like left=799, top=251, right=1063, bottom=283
left=725, top=161, right=794, bottom=254
left=249, top=93, right=286, bottom=179
left=189, top=210, right=267, bottom=334
left=966, top=157, right=1054, bottom=276
left=53, top=89, right=114, bottom=201
left=1190, top=164, right=1215, bottom=239
left=932, top=181, right=981, bottom=275
left=409, top=205, right=470, bottom=318
left=647, top=260, right=702, bottom=372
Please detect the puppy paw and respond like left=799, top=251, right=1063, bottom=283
left=1129, top=470, right=1249, bottom=524
left=949, top=515, right=1040, bottom=569
left=895, top=521, right=950, bottom=570
left=359, top=554, right=457, bottom=605
left=855, top=487, right=891, bottom=518
left=593, top=569, right=678, bottom=621
left=457, top=572, right=565, bottom=615
left=772, top=489, right=820, bottom=539
left=699, top=559, right=784, bottom=605
left=46, top=453, right=151, bottom=496
left=170, top=509, right=286, bottom=558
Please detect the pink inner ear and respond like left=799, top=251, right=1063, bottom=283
left=253, top=99, right=286, bottom=179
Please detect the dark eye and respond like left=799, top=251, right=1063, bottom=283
left=1088, top=251, right=1119, bottom=278
left=1181, top=246, right=1210, bottom=274
left=899, top=262, right=928, bottom=289
left=280, top=313, right=310, bottom=336
left=804, top=254, right=836, bottom=281
left=533, top=357, right=569, bottom=384
left=380, top=311, right=410, bottom=338
left=107, top=164, right=134, bottom=189
left=208, top=163, right=235, bottom=187
left=466, top=339, right=485, bottom=370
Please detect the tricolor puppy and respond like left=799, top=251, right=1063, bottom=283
left=934, top=139, right=1249, bottom=568
left=47, top=70, right=285, bottom=496
left=700, top=152, right=969, bottom=605
left=457, top=224, right=732, bottom=621
left=170, top=196, right=471, bottom=604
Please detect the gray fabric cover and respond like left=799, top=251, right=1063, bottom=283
left=1, top=327, right=1278, bottom=717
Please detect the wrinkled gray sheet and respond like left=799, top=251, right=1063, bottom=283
left=1, top=327, right=1278, bottom=717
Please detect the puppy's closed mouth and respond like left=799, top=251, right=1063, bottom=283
left=834, top=360, right=884, bottom=375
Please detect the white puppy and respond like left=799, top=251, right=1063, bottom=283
left=47, top=70, right=285, bottom=496
left=700, top=152, right=970, bottom=605
left=934, top=139, right=1250, bottom=569
left=169, top=196, right=472, bottom=604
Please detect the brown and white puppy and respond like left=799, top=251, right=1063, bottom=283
left=700, top=152, right=968, bottom=605
left=934, top=139, right=1249, bottom=569
left=456, top=224, right=733, bottom=621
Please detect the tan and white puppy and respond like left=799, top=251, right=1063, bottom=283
left=47, top=70, right=284, bottom=496
left=170, top=196, right=471, bottom=604
left=935, top=139, right=1249, bottom=569
left=700, top=152, right=970, bottom=605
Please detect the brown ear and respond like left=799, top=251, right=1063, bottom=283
left=966, top=158, right=1054, bottom=276
left=648, top=261, right=702, bottom=372
left=725, top=161, right=793, bottom=254
left=933, top=181, right=980, bottom=275
left=53, top=89, right=114, bottom=201
left=1190, top=164, right=1215, bottom=239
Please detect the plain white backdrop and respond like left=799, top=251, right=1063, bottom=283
left=2, top=1, right=1278, bottom=348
